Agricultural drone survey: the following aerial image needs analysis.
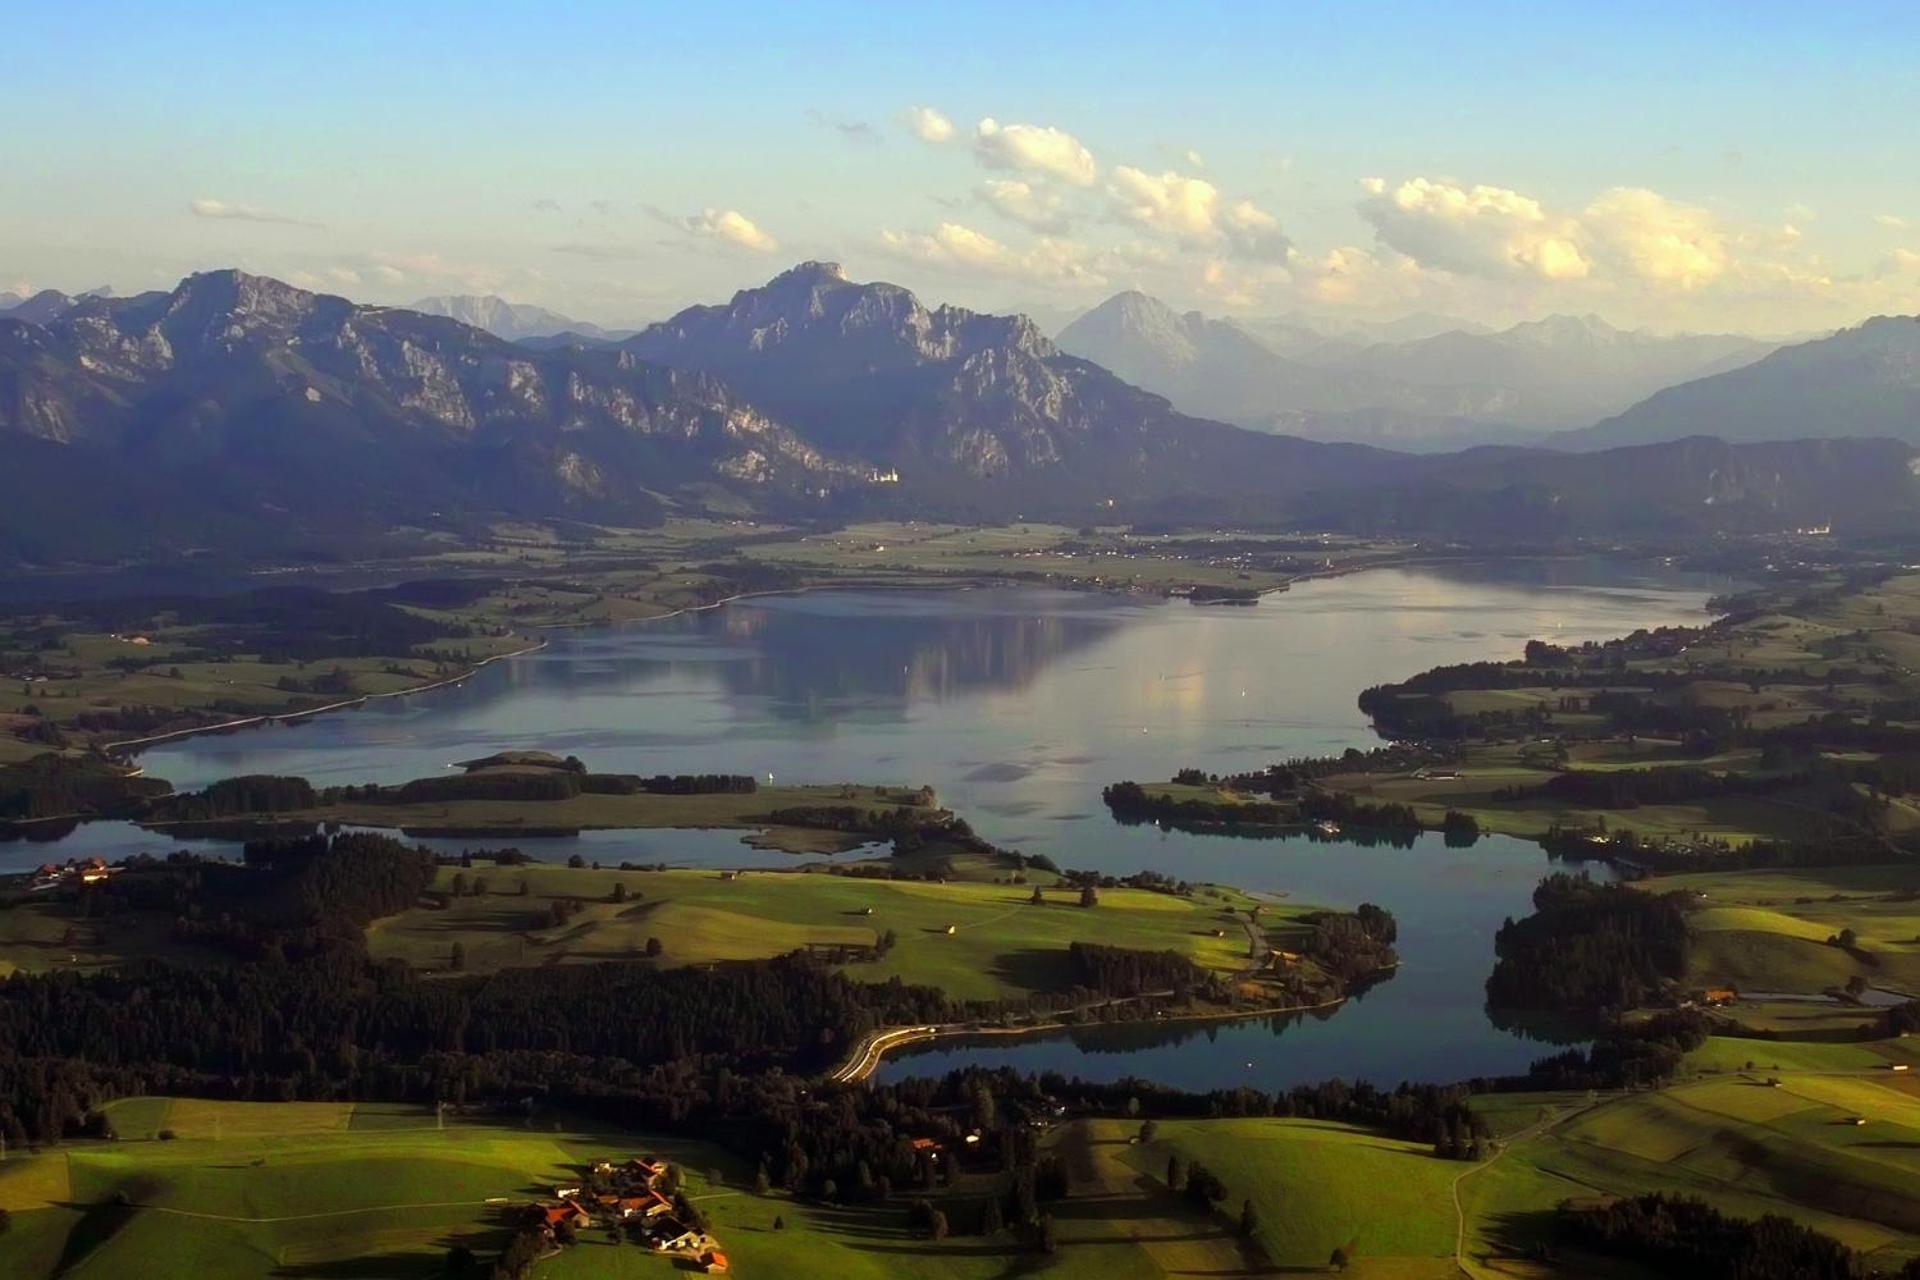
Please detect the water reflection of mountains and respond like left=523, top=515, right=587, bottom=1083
left=694, top=603, right=1127, bottom=717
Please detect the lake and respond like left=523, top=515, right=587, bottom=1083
left=111, top=558, right=1727, bottom=1089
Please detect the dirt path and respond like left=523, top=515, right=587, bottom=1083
left=1450, top=1093, right=1619, bottom=1277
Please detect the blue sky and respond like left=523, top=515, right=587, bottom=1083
left=5, top=1, right=1918, bottom=331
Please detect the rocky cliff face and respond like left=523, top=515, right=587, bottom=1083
left=0, top=270, right=874, bottom=525
left=623, top=262, right=1201, bottom=480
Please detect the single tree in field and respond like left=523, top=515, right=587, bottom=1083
left=1330, top=1245, right=1351, bottom=1272
left=645, top=936, right=663, bottom=957
left=1038, top=1212, right=1058, bottom=1254
left=1166, top=1154, right=1185, bottom=1192
left=448, top=941, right=466, bottom=971
left=1239, top=1198, right=1258, bottom=1239
left=1139, top=1118, right=1158, bottom=1144
left=1079, top=884, right=1098, bottom=908
left=1030, top=886, right=1045, bottom=905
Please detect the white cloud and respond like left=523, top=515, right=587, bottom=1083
left=1221, top=199, right=1291, bottom=262
left=1105, top=168, right=1290, bottom=261
left=1184, top=148, right=1205, bottom=169
left=877, top=221, right=1104, bottom=286
left=1108, top=166, right=1220, bottom=239
left=1581, top=187, right=1727, bottom=290
left=1358, top=177, right=1590, bottom=281
left=973, top=118, right=1097, bottom=186
left=976, top=179, right=1070, bottom=233
left=1875, top=213, right=1911, bottom=230
left=903, top=105, right=955, bottom=144
left=189, top=197, right=319, bottom=228
left=686, top=208, right=779, bottom=254
left=1880, top=248, right=1920, bottom=276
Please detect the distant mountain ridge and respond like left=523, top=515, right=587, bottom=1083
left=1056, top=291, right=1777, bottom=447
left=408, top=294, right=634, bottom=343
left=1558, top=316, right=1920, bottom=450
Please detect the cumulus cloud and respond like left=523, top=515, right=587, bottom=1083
left=189, top=197, right=319, bottom=228
left=1105, top=168, right=1290, bottom=261
left=1358, top=177, right=1590, bottom=281
left=1876, top=213, right=1911, bottom=230
left=877, top=221, right=1104, bottom=286
left=1581, top=187, right=1728, bottom=290
left=973, top=118, right=1097, bottom=186
left=1107, top=166, right=1220, bottom=239
left=976, top=179, right=1070, bottom=233
left=686, top=208, right=779, bottom=253
left=902, top=105, right=955, bottom=144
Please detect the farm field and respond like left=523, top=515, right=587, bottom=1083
left=1458, top=1053, right=1920, bottom=1275
left=0, top=1098, right=1382, bottom=1280
left=366, top=861, right=1292, bottom=1002
left=1123, top=1116, right=1461, bottom=1276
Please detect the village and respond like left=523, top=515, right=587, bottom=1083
left=528, top=1153, right=730, bottom=1273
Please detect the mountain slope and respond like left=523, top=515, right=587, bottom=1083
left=621, top=263, right=1405, bottom=505
left=1560, top=317, right=1920, bottom=449
left=408, top=294, right=633, bottom=343
left=1333, top=313, right=1775, bottom=430
left=1056, top=293, right=1772, bottom=446
left=0, top=270, right=882, bottom=556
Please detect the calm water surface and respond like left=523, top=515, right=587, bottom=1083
left=74, top=559, right=1730, bottom=1089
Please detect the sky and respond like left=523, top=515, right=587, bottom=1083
left=5, top=1, right=1919, bottom=335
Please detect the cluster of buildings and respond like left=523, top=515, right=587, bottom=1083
left=530, top=1155, right=728, bottom=1273
left=27, top=857, right=112, bottom=891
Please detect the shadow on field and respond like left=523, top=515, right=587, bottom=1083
left=1476, top=1206, right=1562, bottom=1261
left=49, top=1178, right=163, bottom=1278
left=990, top=947, right=1074, bottom=991
left=271, top=1227, right=510, bottom=1278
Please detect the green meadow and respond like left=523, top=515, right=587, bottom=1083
left=1459, top=1049, right=1920, bottom=1275
left=367, top=861, right=1293, bottom=1002
left=1651, top=863, right=1920, bottom=996
left=1125, top=1116, right=1462, bottom=1277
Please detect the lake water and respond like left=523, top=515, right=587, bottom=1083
left=80, top=558, right=1728, bottom=1089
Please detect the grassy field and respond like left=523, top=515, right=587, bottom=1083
left=367, top=861, right=1291, bottom=1002
left=1459, top=1048, right=1920, bottom=1275
left=0, top=1098, right=727, bottom=1280
left=1322, top=751, right=1836, bottom=847
left=0, top=1098, right=1343, bottom=1280
left=1650, top=863, right=1920, bottom=996
left=1125, top=1116, right=1462, bottom=1276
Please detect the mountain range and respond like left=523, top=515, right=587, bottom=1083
left=1558, top=316, right=1920, bottom=450
left=0, top=264, right=1912, bottom=564
left=1055, top=291, right=1778, bottom=448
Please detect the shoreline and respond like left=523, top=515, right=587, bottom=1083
left=830, top=990, right=1363, bottom=1085
left=102, top=637, right=551, bottom=756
